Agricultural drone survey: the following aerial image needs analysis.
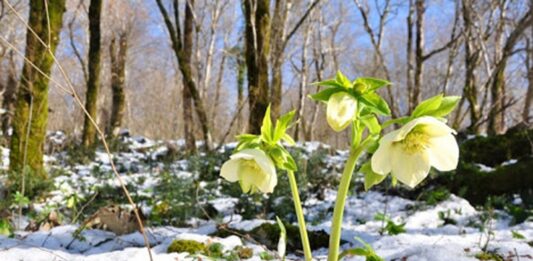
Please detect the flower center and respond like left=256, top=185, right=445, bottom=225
left=399, top=128, right=430, bottom=154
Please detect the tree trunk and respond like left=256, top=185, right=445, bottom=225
left=182, top=0, right=197, bottom=153
left=294, top=21, right=311, bottom=141
left=236, top=55, right=246, bottom=133
left=270, top=0, right=291, bottom=119
left=244, top=0, right=271, bottom=134
left=411, top=0, right=425, bottom=112
left=2, top=51, right=18, bottom=140
left=488, top=10, right=532, bottom=134
left=108, top=34, right=128, bottom=138
left=9, top=0, right=66, bottom=185
left=82, top=0, right=103, bottom=147
left=523, top=37, right=533, bottom=123
left=155, top=0, right=213, bottom=151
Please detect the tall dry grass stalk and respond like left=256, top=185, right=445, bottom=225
left=0, top=1, right=153, bottom=259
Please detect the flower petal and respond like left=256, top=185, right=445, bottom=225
left=392, top=116, right=456, bottom=142
left=220, top=159, right=241, bottom=182
left=390, top=145, right=431, bottom=188
left=371, top=139, right=393, bottom=175
left=427, top=134, right=459, bottom=171
left=327, top=92, right=357, bottom=132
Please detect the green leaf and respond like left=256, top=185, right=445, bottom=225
left=339, top=237, right=384, bottom=261
left=361, top=162, right=387, bottom=191
left=0, top=219, right=11, bottom=237
left=308, top=86, right=345, bottom=102
left=311, top=79, right=343, bottom=88
left=431, top=96, right=461, bottom=117
left=261, top=105, right=273, bottom=143
left=355, top=77, right=391, bottom=92
left=382, top=117, right=410, bottom=129
left=412, top=94, right=443, bottom=117
left=511, top=230, right=526, bottom=240
left=276, top=217, right=287, bottom=260
left=336, top=71, right=352, bottom=87
left=359, top=92, right=391, bottom=116
left=273, top=110, right=296, bottom=143
left=281, top=133, right=296, bottom=146
left=360, top=115, right=381, bottom=135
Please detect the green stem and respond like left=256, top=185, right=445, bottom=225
left=327, top=141, right=368, bottom=261
left=287, top=170, right=313, bottom=261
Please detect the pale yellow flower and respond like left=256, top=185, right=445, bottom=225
left=371, top=116, right=459, bottom=188
left=327, top=92, right=358, bottom=132
left=220, top=149, right=277, bottom=193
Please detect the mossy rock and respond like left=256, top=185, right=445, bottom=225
left=167, top=239, right=206, bottom=254
left=212, top=221, right=336, bottom=254
left=459, top=125, right=533, bottom=167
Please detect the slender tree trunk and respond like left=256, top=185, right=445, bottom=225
left=82, top=0, right=103, bottom=147
left=108, top=34, right=128, bottom=137
left=294, top=21, right=311, bottom=141
left=182, top=0, right=197, bottom=152
left=411, top=0, right=425, bottom=112
left=459, top=0, right=481, bottom=133
left=211, top=53, right=227, bottom=131
left=2, top=51, right=18, bottom=140
left=270, top=0, right=291, bottom=118
left=523, top=37, right=533, bottom=123
left=9, top=0, right=66, bottom=183
left=406, top=0, right=414, bottom=112
left=236, top=56, right=246, bottom=133
left=244, top=0, right=271, bottom=134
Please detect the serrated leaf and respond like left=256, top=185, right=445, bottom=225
left=412, top=94, right=443, bottom=117
left=359, top=92, right=391, bottom=116
left=360, top=115, right=381, bottom=135
left=355, top=77, right=391, bottom=92
left=336, top=71, right=352, bottom=87
left=261, top=105, right=273, bottom=143
left=361, top=162, right=387, bottom=191
left=281, top=133, right=296, bottom=145
left=309, top=86, right=345, bottom=102
left=382, top=117, right=410, bottom=129
left=273, top=110, right=296, bottom=143
left=431, top=96, right=461, bottom=117
left=311, top=79, right=343, bottom=88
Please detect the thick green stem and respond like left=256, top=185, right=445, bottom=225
left=287, top=170, right=313, bottom=261
left=327, top=143, right=367, bottom=261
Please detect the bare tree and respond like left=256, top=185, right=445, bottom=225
left=488, top=7, right=532, bottom=134
left=81, top=0, right=103, bottom=147
left=523, top=26, right=533, bottom=123
left=155, top=0, right=213, bottom=151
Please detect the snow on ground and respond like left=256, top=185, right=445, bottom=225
left=0, top=133, right=532, bottom=260
left=1, top=192, right=532, bottom=260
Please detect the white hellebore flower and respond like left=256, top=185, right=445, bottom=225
left=327, top=92, right=358, bottom=132
left=220, top=149, right=277, bottom=193
left=371, top=116, right=459, bottom=188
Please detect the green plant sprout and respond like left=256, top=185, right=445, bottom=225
left=219, top=71, right=461, bottom=261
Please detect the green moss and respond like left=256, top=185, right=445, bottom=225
left=167, top=239, right=206, bottom=254
left=8, top=0, right=66, bottom=194
left=475, top=251, right=503, bottom=261
left=234, top=246, right=253, bottom=259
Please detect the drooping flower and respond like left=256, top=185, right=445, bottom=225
left=371, top=116, right=459, bottom=188
left=327, top=92, right=358, bottom=132
left=220, top=149, right=277, bottom=193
